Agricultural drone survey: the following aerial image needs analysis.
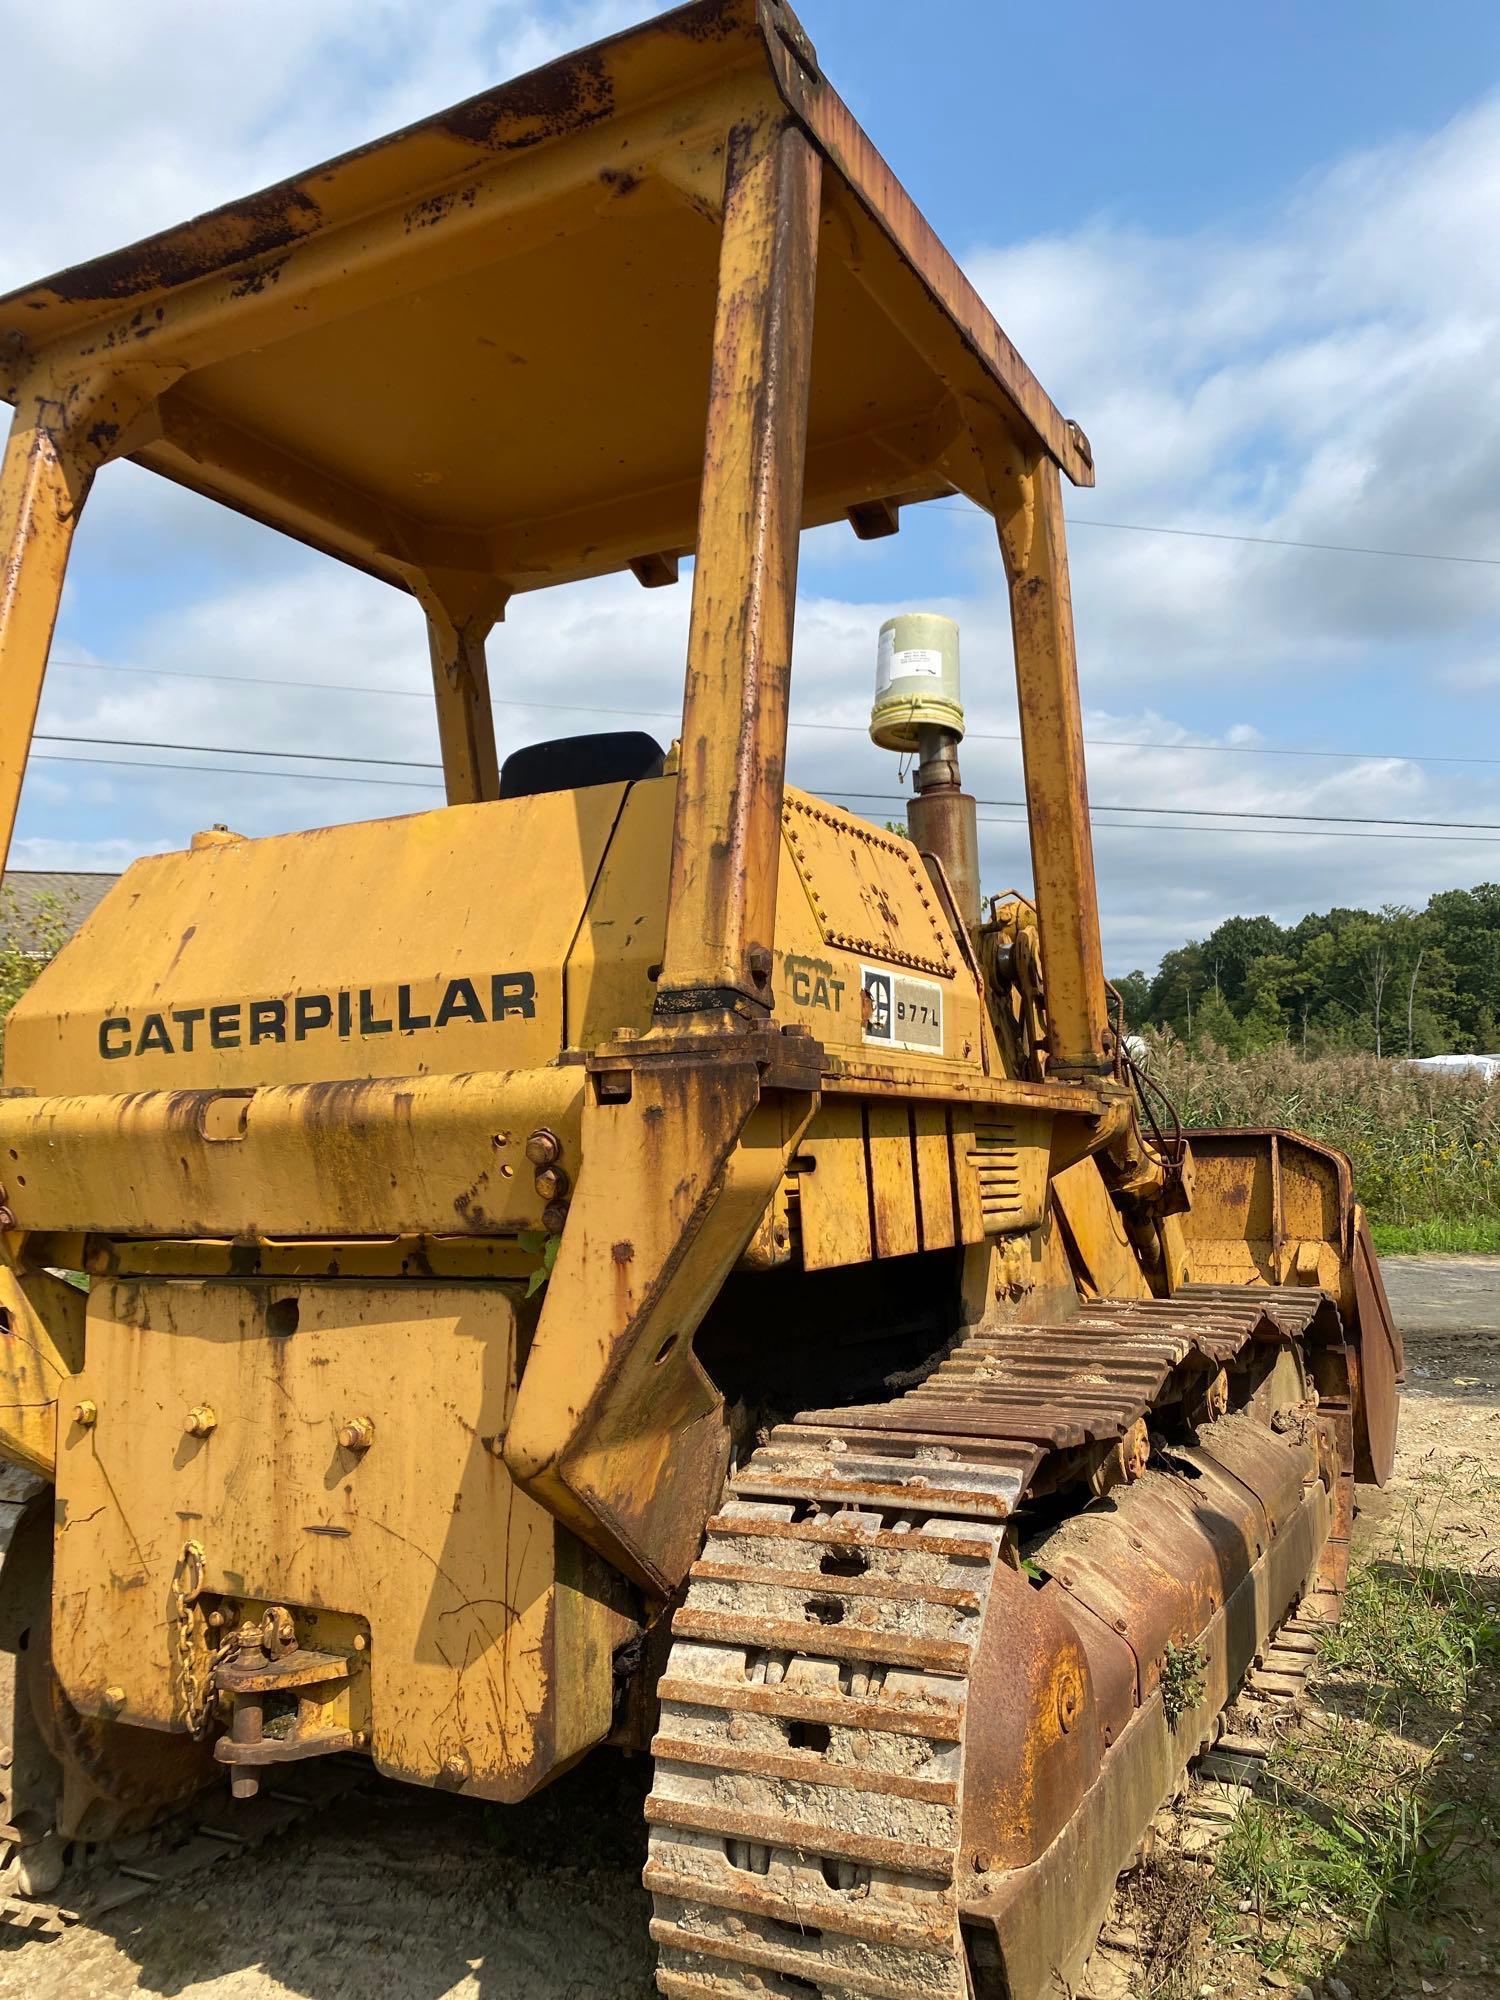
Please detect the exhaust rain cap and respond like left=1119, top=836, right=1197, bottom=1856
left=869, top=612, right=964, bottom=753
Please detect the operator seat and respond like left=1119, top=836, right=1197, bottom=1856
left=497, top=731, right=667, bottom=799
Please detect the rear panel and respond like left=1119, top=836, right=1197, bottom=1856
left=4, top=785, right=630, bottom=1094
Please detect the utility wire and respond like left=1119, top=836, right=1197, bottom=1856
left=31, top=752, right=439, bottom=792
left=45, top=656, right=1500, bottom=773
left=937, top=502, right=1500, bottom=569
left=1071, top=515, right=1500, bottom=569
left=35, top=748, right=1500, bottom=844
left=818, top=788, right=1500, bottom=834
left=37, top=732, right=436, bottom=773
left=34, top=734, right=1500, bottom=836
left=970, top=813, right=1500, bottom=847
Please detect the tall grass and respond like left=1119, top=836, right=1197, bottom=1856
left=1144, top=1038, right=1500, bottom=1236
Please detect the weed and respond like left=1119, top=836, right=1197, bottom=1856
left=1159, top=1641, right=1206, bottom=1726
left=1370, top=1215, right=1500, bottom=1254
left=518, top=1228, right=562, bottom=1297
left=1219, top=1723, right=1479, bottom=1967
left=1319, top=1511, right=1500, bottom=1711
left=1207, top=1520, right=1497, bottom=1978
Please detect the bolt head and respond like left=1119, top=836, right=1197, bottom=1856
left=524, top=1128, right=561, bottom=1167
left=338, top=1416, right=375, bottom=1453
left=441, top=1751, right=471, bottom=1785
left=101, top=1686, right=126, bottom=1717
left=541, top=1200, right=570, bottom=1234
left=72, top=1399, right=98, bottom=1428
left=185, top=1405, right=217, bottom=1438
left=533, top=1164, right=569, bottom=1201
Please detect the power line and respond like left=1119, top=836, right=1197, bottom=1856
left=971, top=813, right=1500, bottom=846
left=1070, top=514, right=1500, bottom=569
left=937, top=502, right=1500, bottom=570
left=45, top=655, right=1500, bottom=773
left=36, top=735, right=1500, bottom=835
left=32, top=747, right=1500, bottom=844
left=37, top=733, right=441, bottom=773
left=818, top=788, right=1500, bottom=835
left=33, top=752, right=439, bottom=791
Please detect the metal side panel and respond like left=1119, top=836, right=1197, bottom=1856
left=52, top=1278, right=619, bottom=1801
left=4, top=784, right=629, bottom=1095
left=0, top=1065, right=584, bottom=1239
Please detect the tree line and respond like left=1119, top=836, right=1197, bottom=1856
left=1115, top=884, right=1500, bottom=1059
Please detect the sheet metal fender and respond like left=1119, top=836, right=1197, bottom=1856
left=959, top=1560, right=1102, bottom=1875
left=963, top=1476, right=1332, bottom=2000
left=506, top=1055, right=817, bottom=1596
left=964, top=1415, right=1323, bottom=1880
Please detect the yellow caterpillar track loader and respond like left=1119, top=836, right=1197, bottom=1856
left=0, top=3, right=1403, bottom=1992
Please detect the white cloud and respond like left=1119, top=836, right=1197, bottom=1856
left=968, top=98, right=1500, bottom=691
left=7, top=9, right=1500, bottom=977
left=0, top=1, right=645, bottom=289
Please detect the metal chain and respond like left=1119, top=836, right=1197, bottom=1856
left=170, top=1541, right=237, bottom=1739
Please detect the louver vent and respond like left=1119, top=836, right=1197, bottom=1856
left=969, top=1120, right=1045, bottom=1231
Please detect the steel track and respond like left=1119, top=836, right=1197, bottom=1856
left=645, top=1286, right=1343, bottom=2000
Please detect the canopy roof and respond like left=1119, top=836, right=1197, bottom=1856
left=0, top=0, right=1093, bottom=600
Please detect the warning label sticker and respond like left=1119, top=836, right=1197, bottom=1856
left=875, top=627, right=945, bottom=693
left=859, top=964, right=944, bottom=1054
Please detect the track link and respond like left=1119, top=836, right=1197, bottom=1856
left=646, top=1287, right=1342, bottom=2000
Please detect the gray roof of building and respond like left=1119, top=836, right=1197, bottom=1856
left=1, top=871, right=119, bottom=954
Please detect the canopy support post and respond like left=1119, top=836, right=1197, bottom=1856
left=0, top=368, right=167, bottom=881
left=980, top=421, right=1111, bottom=1077
left=416, top=575, right=507, bottom=806
left=655, top=119, right=821, bottom=1022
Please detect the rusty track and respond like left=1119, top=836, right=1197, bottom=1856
left=645, top=1286, right=1342, bottom=2000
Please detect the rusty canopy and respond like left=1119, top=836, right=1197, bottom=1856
left=0, top=0, right=1091, bottom=605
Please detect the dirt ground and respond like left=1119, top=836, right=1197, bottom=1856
left=2, top=1256, right=1495, bottom=2000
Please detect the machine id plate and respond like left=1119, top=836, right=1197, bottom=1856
left=860, top=964, right=944, bottom=1053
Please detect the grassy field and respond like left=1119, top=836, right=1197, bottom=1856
left=1208, top=1522, right=1499, bottom=1986
left=1118, top=1468, right=1500, bottom=1997
left=1145, top=1042, right=1500, bottom=1252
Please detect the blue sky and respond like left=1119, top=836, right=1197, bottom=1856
left=5, top=0, right=1500, bottom=974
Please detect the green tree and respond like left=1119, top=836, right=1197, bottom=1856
left=1196, top=914, right=1288, bottom=1008
left=1146, top=942, right=1206, bottom=1036
left=1239, top=952, right=1296, bottom=1049
left=1192, top=985, right=1241, bottom=1055
left=0, top=888, right=74, bottom=1062
left=1114, top=970, right=1152, bottom=1031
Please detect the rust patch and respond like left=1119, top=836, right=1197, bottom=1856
left=404, top=186, right=479, bottom=233
left=45, top=188, right=322, bottom=305
left=435, top=51, right=615, bottom=153
left=661, top=0, right=746, bottom=41
left=228, top=256, right=290, bottom=299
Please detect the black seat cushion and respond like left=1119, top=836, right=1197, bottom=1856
left=498, top=730, right=667, bottom=799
